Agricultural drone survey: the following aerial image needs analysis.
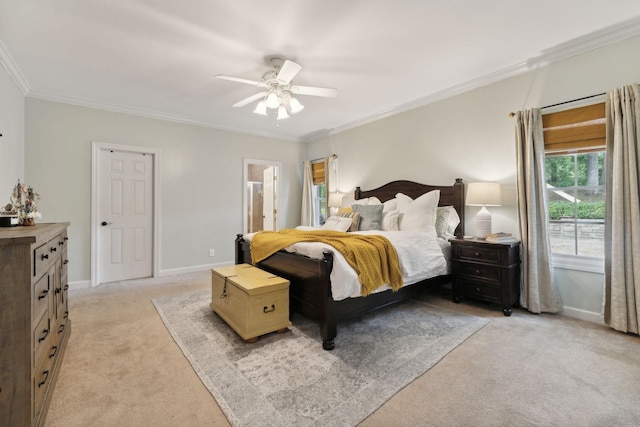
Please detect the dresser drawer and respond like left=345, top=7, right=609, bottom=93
left=33, top=274, right=50, bottom=326
left=34, top=242, right=52, bottom=278
left=457, top=244, right=502, bottom=265
left=34, top=353, right=55, bottom=420
left=33, top=312, right=51, bottom=366
left=459, top=262, right=500, bottom=282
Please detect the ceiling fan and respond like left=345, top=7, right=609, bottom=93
left=216, top=57, right=338, bottom=120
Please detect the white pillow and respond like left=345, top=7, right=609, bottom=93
left=395, top=190, right=441, bottom=232
left=322, top=216, right=353, bottom=232
left=382, top=198, right=397, bottom=212
left=341, top=195, right=381, bottom=207
left=381, top=209, right=400, bottom=231
left=436, top=206, right=460, bottom=237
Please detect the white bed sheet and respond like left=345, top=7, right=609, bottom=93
left=244, top=230, right=449, bottom=301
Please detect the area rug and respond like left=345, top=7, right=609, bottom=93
left=152, top=290, right=489, bottom=427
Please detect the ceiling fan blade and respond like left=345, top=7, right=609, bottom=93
left=232, top=92, right=268, bottom=108
left=276, top=60, right=302, bottom=85
left=216, top=75, right=266, bottom=87
left=290, top=85, right=338, bottom=98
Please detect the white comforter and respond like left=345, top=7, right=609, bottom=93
left=244, top=230, right=449, bottom=301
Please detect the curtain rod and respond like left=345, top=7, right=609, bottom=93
left=508, top=92, right=606, bottom=117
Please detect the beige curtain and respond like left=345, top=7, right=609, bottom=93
left=604, top=84, right=640, bottom=334
left=515, top=108, right=563, bottom=313
left=300, top=161, right=314, bottom=226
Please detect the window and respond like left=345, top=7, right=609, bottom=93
left=311, top=161, right=327, bottom=226
left=543, top=102, right=605, bottom=259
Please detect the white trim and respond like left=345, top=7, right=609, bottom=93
left=0, top=39, right=30, bottom=94
left=243, top=158, right=282, bottom=234
left=68, top=279, right=92, bottom=290
left=552, top=254, right=604, bottom=274
left=91, top=142, right=161, bottom=287
left=560, top=306, right=603, bottom=324
left=158, top=261, right=233, bottom=277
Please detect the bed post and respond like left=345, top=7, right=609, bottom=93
left=235, top=234, right=247, bottom=264
left=318, top=251, right=337, bottom=350
left=453, top=178, right=465, bottom=237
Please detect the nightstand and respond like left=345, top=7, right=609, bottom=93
left=449, top=237, right=521, bottom=316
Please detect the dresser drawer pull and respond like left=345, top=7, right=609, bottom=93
left=475, top=269, right=480, bottom=275
left=38, top=289, right=49, bottom=300
left=38, top=370, right=50, bottom=388
left=55, top=287, right=61, bottom=295
left=64, top=259, right=70, bottom=265
left=59, top=240, right=65, bottom=246
left=50, top=246, right=57, bottom=253
left=263, top=304, right=276, bottom=313
left=64, top=284, right=69, bottom=291
left=475, top=252, right=481, bottom=257
left=476, top=287, right=482, bottom=293
left=49, top=346, right=58, bottom=359
left=41, top=254, right=49, bottom=260
left=58, top=324, right=65, bottom=334
left=38, top=328, right=50, bottom=342
left=64, top=311, right=69, bottom=319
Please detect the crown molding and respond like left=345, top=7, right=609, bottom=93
left=0, top=39, right=31, bottom=95
left=26, top=89, right=299, bottom=142
left=303, top=16, right=640, bottom=143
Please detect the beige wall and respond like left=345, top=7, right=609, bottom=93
left=24, top=99, right=304, bottom=283
left=305, top=34, right=640, bottom=320
left=0, top=65, right=24, bottom=202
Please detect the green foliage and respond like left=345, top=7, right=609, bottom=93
left=548, top=201, right=605, bottom=220
left=545, top=152, right=605, bottom=187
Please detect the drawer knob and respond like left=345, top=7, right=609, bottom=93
left=38, top=289, right=49, bottom=300
left=263, top=304, right=276, bottom=313
left=41, top=254, right=49, bottom=260
left=49, top=346, right=58, bottom=359
left=38, top=328, right=50, bottom=342
left=50, top=246, right=57, bottom=253
left=476, top=287, right=481, bottom=293
left=38, top=370, right=50, bottom=388
left=475, top=252, right=481, bottom=257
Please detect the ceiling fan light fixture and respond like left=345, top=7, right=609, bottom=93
left=289, top=96, right=304, bottom=114
left=265, top=92, right=279, bottom=109
left=277, top=104, right=289, bottom=120
left=253, top=100, right=267, bottom=116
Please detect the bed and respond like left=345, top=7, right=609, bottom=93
left=235, top=178, right=465, bottom=350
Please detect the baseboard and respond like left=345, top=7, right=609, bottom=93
left=158, top=261, right=234, bottom=277
left=69, top=279, right=92, bottom=290
left=561, top=305, right=603, bottom=324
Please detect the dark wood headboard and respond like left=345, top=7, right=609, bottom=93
left=354, top=178, right=465, bottom=237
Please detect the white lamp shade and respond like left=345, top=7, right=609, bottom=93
left=277, top=104, right=289, bottom=120
left=265, top=92, right=279, bottom=109
left=328, top=192, right=344, bottom=207
left=289, top=97, right=304, bottom=114
left=466, top=182, right=502, bottom=206
left=253, top=101, right=267, bottom=116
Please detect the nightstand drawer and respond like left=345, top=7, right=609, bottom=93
left=459, top=263, right=500, bottom=282
left=457, top=244, right=502, bottom=265
left=461, top=280, right=500, bottom=302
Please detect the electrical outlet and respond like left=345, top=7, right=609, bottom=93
left=209, top=249, right=215, bottom=257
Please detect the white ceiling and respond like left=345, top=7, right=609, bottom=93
left=2, top=1, right=640, bottom=142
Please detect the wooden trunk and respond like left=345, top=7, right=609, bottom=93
left=210, top=264, right=291, bottom=341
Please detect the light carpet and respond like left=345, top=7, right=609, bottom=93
left=152, top=289, right=489, bottom=427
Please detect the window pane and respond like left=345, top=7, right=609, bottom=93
left=545, top=151, right=605, bottom=259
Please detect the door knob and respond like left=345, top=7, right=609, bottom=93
left=101, top=221, right=112, bottom=226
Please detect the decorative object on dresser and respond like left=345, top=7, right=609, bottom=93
left=1, top=180, right=42, bottom=226
left=465, top=182, right=501, bottom=239
left=450, top=237, right=520, bottom=316
left=210, top=264, right=290, bottom=342
left=0, top=223, right=71, bottom=427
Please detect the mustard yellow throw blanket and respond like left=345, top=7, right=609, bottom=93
left=250, top=229, right=403, bottom=296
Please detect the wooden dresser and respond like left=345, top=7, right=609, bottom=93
left=0, top=223, right=71, bottom=427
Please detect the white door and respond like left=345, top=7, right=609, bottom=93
left=99, top=149, right=153, bottom=283
left=262, top=166, right=275, bottom=231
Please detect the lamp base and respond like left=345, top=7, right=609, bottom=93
left=475, top=207, right=492, bottom=239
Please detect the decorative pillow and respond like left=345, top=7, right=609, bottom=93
left=381, top=209, right=400, bottom=231
left=322, top=216, right=353, bottom=232
left=382, top=198, right=398, bottom=212
left=395, top=190, right=440, bottom=232
left=436, top=206, right=460, bottom=237
left=342, top=195, right=381, bottom=208
left=352, top=204, right=383, bottom=231
left=339, top=211, right=361, bottom=232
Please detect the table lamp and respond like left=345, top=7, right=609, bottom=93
left=466, top=182, right=502, bottom=239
